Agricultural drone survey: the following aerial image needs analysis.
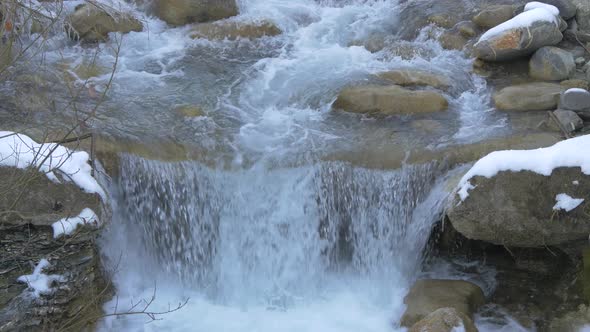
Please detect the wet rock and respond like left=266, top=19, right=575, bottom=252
left=474, top=19, right=563, bottom=61
left=549, top=304, right=590, bottom=331
left=550, top=109, right=584, bottom=133
left=153, top=0, right=238, bottom=26
left=438, top=30, right=469, bottom=51
left=333, top=85, right=448, bottom=116
left=447, top=167, right=590, bottom=247
left=472, top=5, right=520, bottom=29
left=409, top=307, right=479, bottom=332
left=529, top=46, right=576, bottom=80
left=542, top=0, right=578, bottom=20
left=174, top=104, right=205, bottom=117
left=190, top=19, right=281, bottom=40
left=66, top=3, right=143, bottom=42
left=493, top=82, right=565, bottom=111
left=377, top=69, right=451, bottom=90
left=456, top=21, right=479, bottom=38
left=401, top=279, right=485, bottom=327
left=559, top=88, right=590, bottom=110
left=561, top=79, right=589, bottom=90
left=348, top=35, right=387, bottom=53
left=428, top=14, right=458, bottom=29
left=0, top=167, right=110, bottom=331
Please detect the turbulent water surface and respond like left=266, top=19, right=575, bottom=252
left=0, top=0, right=527, bottom=330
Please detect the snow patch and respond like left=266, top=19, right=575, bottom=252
left=458, top=135, right=590, bottom=201
left=478, top=6, right=559, bottom=42
left=52, top=208, right=100, bottom=238
left=553, top=193, right=584, bottom=212
left=452, top=323, right=466, bottom=332
left=0, top=131, right=105, bottom=199
left=17, top=259, right=66, bottom=297
left=573, top=180, right=580, bottom=185
left=524, top=2, right=560, bottom=16
left=565, top=88, right=590, bottom=94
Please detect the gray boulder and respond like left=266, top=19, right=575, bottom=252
left=401, top=279, right=485, bottom=328
left=529, top=46, right=576, bottom=81
left=474, top=19, right=563, bottom=61
left=493, top=83, right=565, bottom=111
left=541, top=0, right=578, bottom=19
left=472, top=5, right=520, bottom=29
left=153, top=0, right=238, bottom=26
left=559, top=88, right=590, bottom=110
left=551, top=109, right=584, bottom=133
left=572, top=0, right=590, bottom=32
left=409, top=308, right=479, bottom=332
left=448, top=167, right=590, bottom=247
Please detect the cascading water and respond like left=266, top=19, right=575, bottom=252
left=52, top=0, right=514, bottom=330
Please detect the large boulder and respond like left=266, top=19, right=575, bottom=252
left=400, top=279, right=485, bottom=327
left=153, top=0, right=238, bottom=26
left=474, top=10, right=563, bottom=61
left=448, top=166, right=590, bottom=247
left=559, top=88, right=590, bottom=111
left=190, top=19, right=281, bottom=40
left=529, top=46, right=576, bottom=80
left=377, top=69, right=451, bottom=90
left=333, top=85, right=448, bottom=116
left=472, top=5, right=520, bottom=29
left=541, top=0, right=578, bottom=19
left=409, top=308, right=479, bottom=332
left=572, top=0, right=590, bottom=32
left=66, top=3, right=143, bottom=42
left=493, top=82, right=566, bottom=111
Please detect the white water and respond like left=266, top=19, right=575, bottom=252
left=11, top=0, right=518, bottom=330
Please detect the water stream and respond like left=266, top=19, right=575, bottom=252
left=0, top=0, right=522, bottom=330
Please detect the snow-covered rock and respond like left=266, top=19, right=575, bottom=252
left=448, top=135, right=590, bottom=247
left=17, top=259, right=66, bottom=298
left=52, top=208, right=100, bottom=238
left=537, top=0, right=578, bottom=19
left=560, top=88, right=590, bottom=111
left=474, top=5, right=563, bottom=61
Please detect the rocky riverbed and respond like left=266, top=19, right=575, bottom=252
left=1, top=0, right=590, bottom=331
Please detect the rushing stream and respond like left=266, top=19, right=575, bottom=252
left=0, top=0, right=527, bottom=330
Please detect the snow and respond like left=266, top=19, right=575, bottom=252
left=0, top=131, right=105, bottom=200
left=478, top=6, right=559, bottom=42
left=52, top=208, right=100, bottom=238
left=565, top=88, right=590, bottom=94
left=17, top=259, right=66, bottom=297
left=579, top=325, right=590, bottom=332
left=524, top=2, right=560, bottom=16
left=458, top=135, right=590, bottom=201
left=452, top=324, right=466, bottom=332
left=553, top=193, right=584, bottom=212
left=573, top=180, right=580, bottom=185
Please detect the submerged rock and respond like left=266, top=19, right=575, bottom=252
left=190, top=19, right=281, bottom=40
left=401, top=279, right=485, bottom=327
left=472, top=5, right=520, bottom=29
left=377, top=69, right=451, bottom=90
left=153, top=0, right=238, bottom=26
left=474, top=13, right=563, bottom=61
left=529, top=46, right=576, bottom=81
left=493, top=82, right=565, bottom=111
left=333, top=85, right=448, bottom=116
left=448, top=167, right=590, bottom=247
left=409, top=307, right=479, bottom=332
left=66, top=3, right=143, bottom=42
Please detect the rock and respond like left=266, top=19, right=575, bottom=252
left=550, top=109, right=584, bottom=133
left=542, top=0, right=578, bottom=20
left=438, top=30, right=469, bottom=51
left=66, top=3, right=143, bottom=42
left=455, top=21, right=478, bottom=38
left=190, top=19, right=281, bottom=40
left=153, top=0, right=238, bottom=26
left=333, top=85, right=448, bottom=116
left=549, top=304, right=590, bottom=332
left=575, top=57, right=586, bottom=66
left=377, top=69, right=451, bottom=90
left=174, top=104, right=205, bottom=117
left=447, top=167, right=590, bottom=247
left=0, top=167, right=110, bottom=330
left=409, top=308, right=479, bottom=332
left=428, top=14, right=458, bottom=29
left=560, top=79, right=589, bottom=90
left=493, top=83, right=566, bottom=111
left=529, top=46, right=576, bottom=81
left=472, top=5, right=520, bottom=29
left=559, top=88, right=590, bottom=110
left=474, top=18, right=563, bottom=61
left=401, top=279, right=485, bottom=327
left=572, top=0, right=590, bottom=32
